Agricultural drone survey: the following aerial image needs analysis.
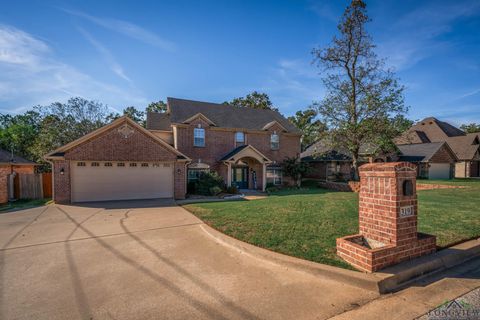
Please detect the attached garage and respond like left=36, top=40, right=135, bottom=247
left=45, top=117, right=190, bottom=203
left=428, top=163, right=451, bottom=179
left=71, top=161, right=174, bottom=202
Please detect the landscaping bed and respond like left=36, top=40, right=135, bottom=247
left=183, top=179, right=480, bottom=270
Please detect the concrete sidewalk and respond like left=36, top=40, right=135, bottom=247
left=329, top=257, right=480, bottom=320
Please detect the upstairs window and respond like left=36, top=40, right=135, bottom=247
left=270, top=131, right=279, bottom=150
left=194, top=128, right=205, bottom=147
left=235, top=132, right=245, bottom=146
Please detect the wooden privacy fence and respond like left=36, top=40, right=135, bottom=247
left=12, top=173, right=52, bottom=200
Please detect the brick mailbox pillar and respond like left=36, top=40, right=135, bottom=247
left=336, top=162, right=436, bottom=272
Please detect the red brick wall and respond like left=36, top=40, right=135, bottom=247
left=429, top=144, right=456, bottom=163
left=174, top=162, right=187, bottom=199
left=53, top=160, right=71, bottom=204
left=53, top=121, right=187, bottom=202
left=12, top=165, right=35, bottom=174
left=0, top=166, right=9, bottom=204
left=358, top=162, right=418, bottom=246
left=337, top=162, right=436, bottom=272
left=174, top=120, right=301, bottom=187
left=175, top=121, right=301, bottom=165
left=66, top=122, right=177, bottom=162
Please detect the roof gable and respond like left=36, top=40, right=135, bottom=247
left=0, top=148, right=36, bottom=165
left=397, top=142, right=455, bottom=162
left=45, top=116, right=190, bottom=160
left=182, top=113, right=216, bottom=126
left=161, top=97, right=301, bottom=134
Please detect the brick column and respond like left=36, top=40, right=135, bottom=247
left=336, top=162, right=436, bottom=272
left=53, top=160, right=71, bottom=204
left=174, top=162, right=187, bottom=200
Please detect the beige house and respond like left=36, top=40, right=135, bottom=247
left=396, top=117, right=480, bottom=178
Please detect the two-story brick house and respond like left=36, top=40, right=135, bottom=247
left=46, top=98, right=301, bottom=203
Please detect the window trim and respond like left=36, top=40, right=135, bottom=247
left=270, top=131, right=280, bottom=150
left=193, top=128, right=205, bottom=147
left=266, top=168, right=283, bottom=185
left=235, top=131, right=245, bottom=143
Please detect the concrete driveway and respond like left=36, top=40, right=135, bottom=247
left=0, top=200, right=377, bottom=320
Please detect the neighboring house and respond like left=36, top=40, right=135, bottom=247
left=396, top=117, right=480, bottom=178
left=45, top=97, right=301, bottom=203
left=0, top=149, right=37, bottom=203
left=397, top=142, right=457, bottom=179
left=300, top=139, right=388, bottom=181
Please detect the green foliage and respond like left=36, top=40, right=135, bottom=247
left=122, top=106, right=145, bottom=125
left=226, top=91, right=278, bottom=111
left=225, top=185, right=239, bottom=194
left=460, top=123, right=480, bottom=134
left=287, top=108, right=327, bottom=150
left=190, top=171, right=226, bottom=196
left=146, top=100, right=167, bottom=113
left=311, top=0, right=407, bottom=179
left=282, top=157, right=310, bottom=187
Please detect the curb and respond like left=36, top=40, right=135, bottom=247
left=199, top=223, right=384, bottom=292
left=376, top=237, right=480, bottom=293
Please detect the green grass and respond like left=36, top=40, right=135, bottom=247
left=183, top=179, right=480, bottom=269
left=0, top=198, right=52, bottom=213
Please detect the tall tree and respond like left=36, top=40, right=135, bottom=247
left=312, top=0, right=406, bottom=179
left=122, top=106, right=145, bottom=124
left=287, top=108, right=327, bottom=150
left=0, top=111, right=41, bottom=159
left=146, top=100, right=167, bottom=113
left=460, top=123, right=480, bottom=134
left=31, top=97, right=111, bottom=170
left=226, top=91, right=278, bottom=111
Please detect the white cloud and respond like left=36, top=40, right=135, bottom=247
left=377, top=1, right=480, bottom=71
left=62, top=8, right=175, bottom=51
left=76, top=27, right=132, bottom=83
left=261, top=58, right=324, bottom=115
left=0, top=24, right=147, bottom=114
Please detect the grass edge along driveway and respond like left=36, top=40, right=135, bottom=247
left=183, top=179, right=480, bottom=270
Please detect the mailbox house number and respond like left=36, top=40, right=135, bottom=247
left=400, top=205, right=414, bottom=218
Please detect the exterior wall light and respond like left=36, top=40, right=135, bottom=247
left=60, top=168, right=65, bottom=175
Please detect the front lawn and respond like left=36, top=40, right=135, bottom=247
left=183, top=179, right=480, bottom=269
left=0, top=198, right=52, bottom=213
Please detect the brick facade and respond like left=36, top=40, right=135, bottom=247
left=51, top=119, right=188, bottom=203
left=66, top=122, right=177, bottom=162
left=0, top=165, right=36, bottom=204
left=174, top=119, right=301, bottom=189
left=336, top=162, right=436, bottom=272
left=0, top=166, right=9, bottom=204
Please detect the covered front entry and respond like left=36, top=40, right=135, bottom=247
left=231, top=166, right=249, bottom=189
left=221, top=145, right=271, bottom=191
left=71, top=161, right=174, bottom=202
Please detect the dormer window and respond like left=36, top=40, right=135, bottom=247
left=235, top=132, right=245, bottom=146
left=194, top=127, right=205, bottom=147
left=271, top=131, right=279, bottom=150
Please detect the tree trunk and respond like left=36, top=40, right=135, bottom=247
left=352, top=153, right=360, bottom=181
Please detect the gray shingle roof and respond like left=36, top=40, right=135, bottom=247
left=146, top=97, right=301, bottom=134
left=397, top=142, right=445, bottom=162
left=0, top=148, right=36, bottom=164
left=444, top=134, right=480, bottom=160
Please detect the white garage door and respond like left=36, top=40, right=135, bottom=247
left=71, top=161, right=174, bottom=202
left=429, top=163, right=451, bottom=179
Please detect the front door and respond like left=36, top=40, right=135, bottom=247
left=232, top=167, right=248, bottom=189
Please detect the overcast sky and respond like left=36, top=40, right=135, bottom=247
left=1, top=0, right=479, bottom=125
